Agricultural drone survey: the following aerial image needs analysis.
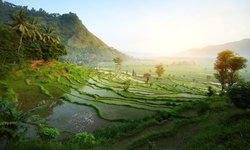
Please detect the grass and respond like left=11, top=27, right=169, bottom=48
left=2, top=84, right=17, bottom=102
left=33, top=83, right=53, bottom=97
left=1, top=60, right=249, bottom=150
left=183, top=119, right=250, bottom=150
left=4, top=140, right=82, bottom=150
left=123, top=98, right=249, bottom=150
left=62, top=94, right=154, bottom=121
left=0, top=61, right=92, bottom=112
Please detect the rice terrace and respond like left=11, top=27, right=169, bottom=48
left=0, top=1, right=250, bottom=150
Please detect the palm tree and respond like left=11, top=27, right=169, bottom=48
left=9, top=10, right=30, bottom=54
left=42, top=26, right=59, bottom=44
left=29, top=18, right=42, bottom=41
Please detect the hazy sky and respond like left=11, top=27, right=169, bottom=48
left=5, top=0, right=250, bottom=57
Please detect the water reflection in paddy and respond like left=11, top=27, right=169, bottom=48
left=46, top=100, right=113, bottom=133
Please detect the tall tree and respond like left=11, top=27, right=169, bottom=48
left=9, top=10, right=30, bottom=54
left=214, top=50, right=247, bottom=92
left=155, top=63, right=165, bottom=79
left=143, top=73, right=151, bottom=83
left=228, top=56, right=247, bottom=86
left=113, top=57, right=122, bottom=72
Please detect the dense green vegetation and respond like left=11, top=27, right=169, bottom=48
left=0, top=1, right=130, bottom=65
left=228, top=80, right=250, bottom=109
left=214, top=50, right=247, bottom=92
left=0, top=58, right=249, bottom=149
left=0, top=10, right=66, bottom=64
left=0, top=1, right=249, bottom=150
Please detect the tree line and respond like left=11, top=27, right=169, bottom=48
left=0, top=10, right=67, bottom=64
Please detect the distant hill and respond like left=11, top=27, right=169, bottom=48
left=180, top=38, right=250, bottom=58
left=0, top=1, right=130, bottom=65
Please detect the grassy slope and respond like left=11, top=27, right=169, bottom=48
left=0, top=61, right=93, bottom=115
left=104, top=97, right=250, bottom=150
left=88, top=97, right=246, bottom=150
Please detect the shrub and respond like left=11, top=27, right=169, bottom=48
left=38, top=127, right=60, bottom=141
left=0, top=64, right=11, bottom=80
left=196, top=102, right=210, bottom=115
left=154, top=111, right=171, bottom=122
left=0, top=98, right=43, bottom=139
left=228, top=81, right=250, bottom=109
left=207, top=86, right=214, bottom=97
left=123, top=80, right=131, bottom=92
left=2, top=86, right=17, bottom=102
left=73, top=132, right=96, bottom=147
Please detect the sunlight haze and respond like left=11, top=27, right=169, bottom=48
left=6, top=0, right=250, bottom=58
left=1, top=1, right=250, bottom=148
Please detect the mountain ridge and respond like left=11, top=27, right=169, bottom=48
left=180, top=38, right=250, bottom=58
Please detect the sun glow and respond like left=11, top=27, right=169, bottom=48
left=6, top=0, right=250, bottom=58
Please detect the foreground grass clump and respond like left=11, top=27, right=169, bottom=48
left=93, top=117, right=157, bottom=143
left=2, top=85, right=17, bottom=102
left=71, top=132, right=96, bottom=147
left=38, top=126, right=60, bottom=141
left=4, top=140, right=79, bottom=150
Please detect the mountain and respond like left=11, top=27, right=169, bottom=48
left=0, top=1, right=130, bottom=65
left=180, top=38, right=250, bottom=58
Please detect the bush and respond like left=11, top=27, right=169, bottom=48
left=92, top=121, right=144, bottom=141
left=196, top=102, right=210, bottom=115
left=0, top=64, right=11, bottom=80
left=72, top=132, right=96, bottom=147
left=123, top=80, right=131, bottom=91
left=38, top=127, right=60, bottom=141
left=207, top=86, right=214, bottom=97
left=0, top=99, right=43, bottom=139
left=228, top=81, right=250, bottom=109
left=2, top=86, right=17, bottom=102
left=154, top=111, right=171, bottom=122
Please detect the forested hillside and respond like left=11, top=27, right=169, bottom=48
left=0, top=1, right=130, bottom=65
